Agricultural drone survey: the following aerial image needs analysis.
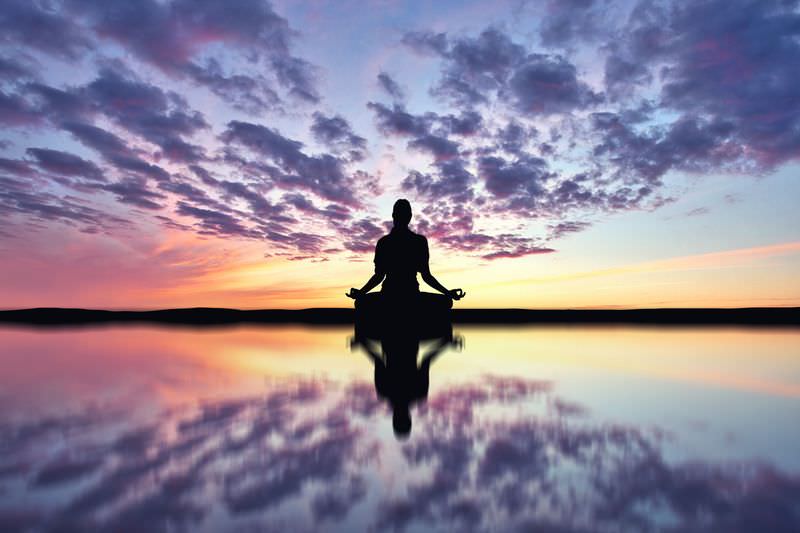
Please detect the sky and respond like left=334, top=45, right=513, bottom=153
left=0, top=0, right=798, bottom=309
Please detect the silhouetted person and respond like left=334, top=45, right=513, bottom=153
left=351, top=332, right=462, bottom=438
left=346, top=199, right=465, bottom=305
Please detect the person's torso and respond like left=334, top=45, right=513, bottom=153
left=379, top=230, right=426, bottom=293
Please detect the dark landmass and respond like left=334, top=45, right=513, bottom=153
left=0, top=307, right=798, bottom=328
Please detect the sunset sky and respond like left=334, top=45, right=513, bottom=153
left=1, top=0, right=798, bottom=309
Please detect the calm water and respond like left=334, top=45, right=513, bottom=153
left=0, top=324, right=798, bottom=532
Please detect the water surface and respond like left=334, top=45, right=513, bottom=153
left=1, top=325, right=798, bottom=532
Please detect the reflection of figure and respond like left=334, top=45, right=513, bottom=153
left=346, top=199, right=465, bottom=305
left=351, top=332, right=463, bottom=438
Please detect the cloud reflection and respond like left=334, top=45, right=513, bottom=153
left=0, top=374, right=798, bottom=532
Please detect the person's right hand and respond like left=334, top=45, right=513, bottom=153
left=449, top=288, right=465, bottom=300
left=346, top=288, right=362, bottom=299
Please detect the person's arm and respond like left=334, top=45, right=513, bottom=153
left=418, top=237, right=465, bottom=300
left=347, top=240, right=386, bottom=299
left=420, top=265, right=451, bottom=296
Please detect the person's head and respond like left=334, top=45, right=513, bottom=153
left=392, top=198, right=412, bottom=228
left=392, top=405, right=412, bottom=438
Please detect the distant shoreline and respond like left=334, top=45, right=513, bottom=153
left=0, top=307, right=798, bottom=327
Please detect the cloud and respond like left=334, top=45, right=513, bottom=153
left=603, top=0, right=800, bottom=170
left=0, top=175, right=129, bottom=231
left=222, top=120, right=362, bottom=206
left=0, top=157, right=35, bottom=177
left=400, top=30, right=449, bottom=56
left=310, top=112, right=367, bottom=159
left=367, top=102, right=432, bottom=137
left=0, top=90, right=40, bottom=126
left=26, top=147, right=105, bottom=182
left=186, top=59, right=281, bottom=115
left=0, top=55, right=36, bottom=82
left=63, top=0, right=319, bottom=108
left=538, top=0, right=607, bottom=48
left=407, top=134, right=460, bottom=160
left=175, top=201, right=258, bottom=239
left=507, top=54, right=602, bottom=115
left=478, top=155, right=551, bottom=199
left=101, top=177, right=166, bottom=210
left=84, top=67, right=209, bottom=161
left=547, top=220, right=591, bottom=239
left=0, top=0, right=90, bottom=60
left=377, top=71, right=405, bottom=102
left=60, top=121, right=171, bottom=182
left=402, top=160, right=475, bottom=203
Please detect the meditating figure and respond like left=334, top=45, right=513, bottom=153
left=346, top=199, right=465, bottom=305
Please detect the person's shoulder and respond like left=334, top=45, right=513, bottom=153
left=376, top=233, right=392, bottom=248
left=410, top=230, right=427, bottom=242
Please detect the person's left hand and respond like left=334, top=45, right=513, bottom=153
left=449, top=288, right=466, bottom=300
left=346, top=288, right=362, bottom=299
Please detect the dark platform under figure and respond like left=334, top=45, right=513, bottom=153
left=354, top=292, right=454, bottom=339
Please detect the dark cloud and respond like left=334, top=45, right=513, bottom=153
left=440, top=110, right=483, bottom=136
left=377, top=72, right=405, bottom=102
left=590, top=111, right=745, bottom=184
left=538, top=0, right=606, bottom=48
left=63, top=0, right=318, bottom=107
left=84, top=67, right=209, bottom=161
left=62, top=121, right=172, bottom=182
left=32, top=456, right=103, bottom=487
left=547, top=220, right=591, bottom=239
left=479, top=155, right=551, bottom=199
left=26, top=147, right=105, bottom=182
left=101, top=177, right=166, bottom=210
left=0, top=175, right=129, bottom=231
left=403, top=160, right=475, bottom=203
left=222, top=120, right=361, bottom=206
left=507, top=54, right=601, bottom=115
left=0, top=55, right=36, bottom=82
left=402, top=27, right=535, bottom=107
left=401, top=30, right=449, bottom=56
left=176, top=201, right=258, bottom=238
left=270, top=55, right=320, bottom=103
left=0, top=90, right=40, bottom=126
left=62, top=121, right=131, bottom=158
left=186, top=58, right=281, bottom=115
left=407, top=134, right=460, bottom=160
left=0, top=0, right=91, bottom=60
left=481, top=242, right=555, bottom=260
left=0, top=157, right=35, bottom=177
left=340, top=217, right=385, bottom=254
left=495, top=120, right=535, bottom=155
left=367, top=102, right=432, bottom=137
left=27, top=83, right=92, bottom=122
left=603, top=0, right=800, bottom=170
left=310, top=112, right=367, bottom=159
left=157, top=176, right=229, bottom=215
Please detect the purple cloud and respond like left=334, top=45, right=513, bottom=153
left=26, top=148, right=105, bottom=182
left=377, top=71, right=406, bottom=102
